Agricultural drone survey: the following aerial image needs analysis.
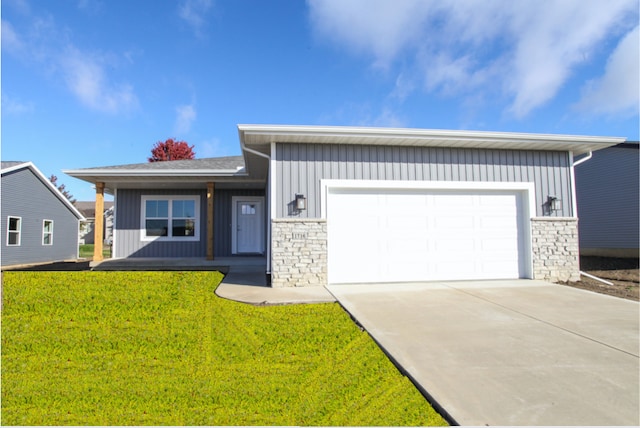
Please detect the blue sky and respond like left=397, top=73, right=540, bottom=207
left=2, top=0, right=639, bottom=202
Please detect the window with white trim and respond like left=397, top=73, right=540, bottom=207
left=7, top=216, right=21, bottom=246
left=141, top=196, right=199, bottom=241
left=43, top=219, right=54, bottom=245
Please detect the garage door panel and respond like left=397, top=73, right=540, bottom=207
left=327, top=187, right=528, bottom=284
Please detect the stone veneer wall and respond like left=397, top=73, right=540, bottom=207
left=531, top=217, right=580, bottom=282
left=271, top=219, right=327, bottom=287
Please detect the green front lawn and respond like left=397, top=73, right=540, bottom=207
left=1, top=271, right=447, bottom=426
left=79, top=244, right=111, bottom=259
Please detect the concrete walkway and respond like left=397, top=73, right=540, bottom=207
left=326, top=280, right=640, bottom=426
left=216, top=267, right=336, bottom=305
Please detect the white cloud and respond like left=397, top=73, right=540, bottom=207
left=60, top=47, right=138, bottom=114
left=174, top=104, right=197, bottom=135
left=575, top=26, right=639, bottom=117
left=308, top=0, right=638, bottom=118
left=198, top=137, right=222, bottom=157
left=1, top=20, right=25, bottom=53
left=1, top=93, right=35, bottom=114
left=3, top=13, right=138, bottom=115
left=178, top=0, right=213, bottom=35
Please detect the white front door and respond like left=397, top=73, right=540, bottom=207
left=232, top=197, right=264, bottom=254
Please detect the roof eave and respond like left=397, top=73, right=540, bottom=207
left=238, top=124, right=626, bottom=155
left=4, top=162, right=85, bottom=221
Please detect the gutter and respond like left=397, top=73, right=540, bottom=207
left=240, top=138, right=273, bottom=277
left=572, top=151, right=593, bottom=167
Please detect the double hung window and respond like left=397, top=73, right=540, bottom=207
left=7, top=216, right=21, bottom=246
left=141, top=196, right=199, bottom=241
left=42, top=220, right=54, bottom=245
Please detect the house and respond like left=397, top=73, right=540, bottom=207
left=64, top=125, right=625, bottom=285
left=75, top=201, right=115, bottom=245
left=574, top=142, right=639, bottom=258
left=1, top=161, right=85, bottom=268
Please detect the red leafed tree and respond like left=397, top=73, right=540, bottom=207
left=148, top=138, right=195, bottom=162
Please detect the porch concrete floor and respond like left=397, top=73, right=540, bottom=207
left=91, top=256, right=266, bottom=272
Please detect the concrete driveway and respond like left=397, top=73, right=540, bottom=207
left=326, top=280, right=639, bottom=426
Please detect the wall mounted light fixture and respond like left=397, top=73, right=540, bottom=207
left=295, top=194, right=307, bottom=210
left=548, top=195, right=562, bottom=212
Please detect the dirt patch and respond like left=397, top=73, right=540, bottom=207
left=561, top=257, right=639, bottom=301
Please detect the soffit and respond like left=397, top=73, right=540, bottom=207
left=239, top=124, right=626, bottom=156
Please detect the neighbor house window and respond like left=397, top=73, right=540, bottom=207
left=141, top=196, right=199, bottom=241
left=7, top=216, right=21, bottom=246
left=42, top=220, right=54, bottom=245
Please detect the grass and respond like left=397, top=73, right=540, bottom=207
left=78, top=244, right=111, bottom=259
left=1, top=271, right=447, bottom=426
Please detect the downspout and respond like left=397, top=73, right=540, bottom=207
left=240, top=140, right=272, bottom=276
left=571, top=151, right=602, bottom=282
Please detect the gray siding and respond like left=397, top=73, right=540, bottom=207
left=1, top=167, right=80, bottom=267
left=575, top=145, right=639, bottom=250
left=114, top=188, right=265, bottom=258
left=276, top=143, right=573, bottom=218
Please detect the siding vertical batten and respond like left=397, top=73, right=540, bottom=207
left=275, top=143, right=573, bottom=218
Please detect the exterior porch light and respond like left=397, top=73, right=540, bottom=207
left=295, top=193, right=307, bottom=210
left=548, top=195, right=562, bottom=212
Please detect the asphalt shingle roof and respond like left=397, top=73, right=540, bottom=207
left=1, top=161, right=28, bottom=171
left=75, top=156, right=245, bottom=171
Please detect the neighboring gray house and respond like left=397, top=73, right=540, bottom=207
left=65, top=125, right=625, bottom=285
left=575, top=142, right=639, bottom=258
left=75, top=201, right=114, bottom=245
left=1, top=161, right=85, bottom=268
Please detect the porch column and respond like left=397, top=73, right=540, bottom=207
left=206, top=182, right=215, bottom=260
left=94, top=182, right=105, bottom=262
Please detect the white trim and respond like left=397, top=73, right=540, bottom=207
left=63, top=168, right=245, bottom=177
left=321, top=179, right=536, bottom=280
left=270, top=142, right=277, bottom=220
left=140, top=195, right=200, bottom=242
left=42, top=219, right=54, bottom=246
left=1, top=162, right=85, bottom=220
left=238, top=124, right=625, bottom=156
left=6, top=216, right=22, bottom=246
left=111, top=189, right=118, bottom=258
left=569, top=152, right=578, bottom=217
left=231, top=196, right=265, bottom=254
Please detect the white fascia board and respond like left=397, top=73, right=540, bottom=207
left=63, top=168, right=245, bottom=177
left=238, top=124, right=626, bottom=152
left=6, top=162, right=86, bottom=221
left=1, top=162, right=31, bottom=174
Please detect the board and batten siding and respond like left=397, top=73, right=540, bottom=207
left=114, top=188, right=265, bottom=258
left=1, top=167, right=80, bottom=267
left=575, top=144, right=639, bottom=253
left=275, top=143, right=573, bottom=218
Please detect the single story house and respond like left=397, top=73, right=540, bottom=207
left=64, top=125, right=625, bottom=285
left=574, top=142, right=639, bottom=258
left=75, top=201, right=115, bottom=245
left=1, top=161, right=85, bottom=268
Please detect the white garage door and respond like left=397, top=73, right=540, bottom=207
left=327, top=186, right=529, bottom=284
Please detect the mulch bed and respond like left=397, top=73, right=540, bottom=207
left=562, top=256, right=639, bottom=301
